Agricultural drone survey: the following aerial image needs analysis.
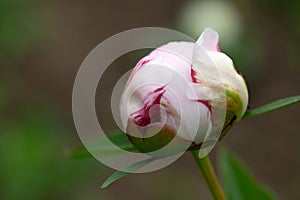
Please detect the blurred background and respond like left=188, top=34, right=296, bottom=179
left=1, top=0, right=299, bottom=199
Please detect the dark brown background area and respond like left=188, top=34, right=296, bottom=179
left=1, top=0, right=299, bottom=199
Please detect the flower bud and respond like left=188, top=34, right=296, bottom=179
left=120, top=28, right=248, bottom=154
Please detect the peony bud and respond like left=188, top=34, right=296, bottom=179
left=120, top=28, right=248, bottom=154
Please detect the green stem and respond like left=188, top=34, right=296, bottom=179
left=191, top=150, right=226, bottom=200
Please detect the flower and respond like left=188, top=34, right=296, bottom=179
left=120, top=28, right=248, bottom=154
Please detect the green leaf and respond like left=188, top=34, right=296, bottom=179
left=69, top=137, right=218, bottom=159
left=218, top=149, right=277, bottom=200
left=243, top=95, right=300, bottom=118
left=68, top=132, right=137, bottom=159
left=101, top=157, right=155, bottom=188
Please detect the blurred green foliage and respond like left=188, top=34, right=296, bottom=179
left=0, top=0, right=47, bottom=59
left=0, top=1, right=101, bottom=199
left=0, top=105, right=100, bottom=200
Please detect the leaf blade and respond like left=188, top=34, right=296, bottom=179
left=243, top=95, right=300, bottom=119
left=218, top=149, right=277, bottom=200
left=68, top=131, right=136, bottom=159
left=101, top=157, right=155, bottom=188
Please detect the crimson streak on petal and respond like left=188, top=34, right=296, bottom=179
left=130, top=86, right=166, bottom=127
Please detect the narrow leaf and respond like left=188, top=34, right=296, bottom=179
left=68, top=131, right=136, bottom=159
left=243, top=95, right=300, bottom=118
left=218, top=149, right=277, bottom=200
left=101, top=157, right=155, bottom=188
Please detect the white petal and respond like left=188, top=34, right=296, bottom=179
left=186, top=82, right=211, bottom=101
left=196, top=28, right=220, bottom=52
